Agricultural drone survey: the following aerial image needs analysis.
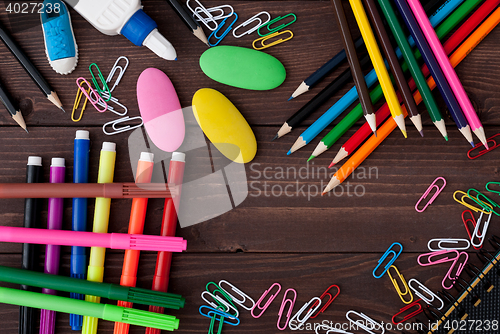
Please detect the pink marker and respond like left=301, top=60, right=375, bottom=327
left=137, top=68, right=185, bottom=152
left=406, top=0, right=488, bottom=148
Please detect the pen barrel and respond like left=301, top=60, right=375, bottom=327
left=0, top=183, right=122, bottom=198
left=0, top=227, right=111, bottom=247
left=109, top=234, right=187, bottom=252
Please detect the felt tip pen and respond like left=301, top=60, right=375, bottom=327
left=70, top=130, right=90, bottom=330
left=40, top=157, right=65, bottom=334
left=19, top=156, right=43, bottom=334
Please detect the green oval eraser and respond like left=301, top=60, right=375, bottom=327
left=199, top=46, right=286, bottom=90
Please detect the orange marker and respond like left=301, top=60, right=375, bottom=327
left=114, top=152, right=154, bottom=334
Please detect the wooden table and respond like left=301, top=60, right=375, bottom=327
left=0, top=0, right=499, bottom=333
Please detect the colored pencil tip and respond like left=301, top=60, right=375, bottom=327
left=24, top=128, right=29, bottom=134
left=444, top=136, right=448, bottom=141
left=287, top=150, right=291, bottom=155
left=271, top=134, right=278, bottom=142
left=287, top=96, right=293, bottom=101
left=60, top=106, right=66, bottom=113
left=470, top=141, right=475, bottom=148
left=401, top=130, right=407, bottom=138
left=307, top=156, right=314, bottom=162
left=328, top=162, right=335, bottom=168
left=484, top=142, right=490, bottom=150
left=419, top=130, right=424, bottom=137
left=373, top=130, right=377, bottom=137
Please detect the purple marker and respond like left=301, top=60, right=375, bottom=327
left=40, top=157, right=65, bottom=334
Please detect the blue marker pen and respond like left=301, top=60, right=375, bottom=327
left=70, top=130, right=90, bottom=330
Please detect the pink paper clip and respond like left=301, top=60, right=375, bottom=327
left=392, top=299, right=426, bottom=324
left=462, top=210, right=481, bottom=250
left=415, top=177, right=446, bottom=212
left=277, top=288, right=296, bottom=330
left=442, top=251, right=468, bottom=289
left=76, top=77, right=108, bottom=112
left=467, top=133, right=500, bottom=159
left=417, top=249, right=459, bottom=266
left=308, top=285, right=340, bottom=318
left=251, top=283, right=281, bottom=318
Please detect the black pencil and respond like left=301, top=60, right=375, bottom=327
left=19, top=156, right=43, bottom=334
left=0, top=78, right=27, bottom=132
left=0, top=21, right=64, bottom=112
left=166, top=0, right=209, bottom=46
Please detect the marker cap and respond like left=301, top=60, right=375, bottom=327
left=51, top=158, right=65, bottom=167
left=75, top=130, right=90, bottom=140
left=27, top=156, right=42, bottom=166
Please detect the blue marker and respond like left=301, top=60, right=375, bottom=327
left=70, top=130, right=90, bottom=330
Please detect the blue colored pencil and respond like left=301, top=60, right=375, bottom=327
left=393, top=0, right=474, bottom=146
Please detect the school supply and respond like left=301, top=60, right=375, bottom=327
left=218, top=280, right=255, bottom=311
left=186, top=0, right=219, bottom=31
left=391, top=299, right=425, bottom=324
left=19, top=156, right=43, bottom=334
left=233, top=12, right=271, bottom=38
left=408, top=279, right=444, bottom=310
left=199, top=46, right=286, bottom=90
left=406, top=0, right=488, bottom=148
left=442, top=251, right=468, bottom=289
left=165, top=0, right=209, bottom=45
left=0, top=76, right=28, bottom=131
left=0, top=20, right=64, bottom=111
left=388, top=266, right=413, bottom=304
left=0, top=226, right=187, bottom=251
left=418, top=250, right=459, bottom=266
left=192, top=88, right=257, bottom=163
left=330, top=0, right=377, bottom=136
left=107, top=56, right=129, bottom=93
left=199, top=305, right=240, bottom=325
left=76, top=77, right=108, bottom=112
left=471, top=212, right=492, bottom=248
left=251, top=283, right=281, bottom=318
left=114, top=152, right=154, bottom=334
left=415, top=177, right=446, bottom=212
left=137, top=68, right=185, bottom=152
left=462, top=210, right=480, bottom=250
left=71, top=86, right=90, bottom=122
left=373, top=242, right=403, bottom=278
left=289, top=297, right=321, bottom=330
left=90, top=63, right=111, bottom=101
left=252, top=30, right=293, bottom=50
left=257, top=13, right=296, bottom=36
left=427, top=238, right=470, bottom=251
left=0, top=287, right=180, bottom=331
left=40, top=157, right=65, bottom=334
left=468, top=133, right=500, bottom=159
left=0, top=266, right=185, bottom=309
left=102, top=116, right=143, bottom=136
left=69, top=130, right=90, bottom=330
left=208, top=13, right=238, bottom=46
left=66, top=0, right=176, bottom=60
left=41, top=0, right=78, bottom=74
left=345, top=310, right=384, bottom=334
left=277, top=289, right=296, bottom=330
left=309, top=285, right=340, bottom=318
left=146, top=152, right=185, bottom=334
left=468, top=188, right=500, bottom=215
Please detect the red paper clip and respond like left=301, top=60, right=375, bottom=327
left=467, top=133, right=500, bottom=159
left=392, top=299, right=426, bottom=324
left=417, top=249, right=459, bottom=266
left=442, top=251, right=468, bottom=289
left=462, top=210, right=481, bottom=250
left=251, top=283, right=281, bottom=318
left=308, top=285, right=340, bottom=318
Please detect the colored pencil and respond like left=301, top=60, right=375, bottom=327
left=274, top=54, right=371, bottom=140
left=323, top=9, right=500, bottom=193
left=309, top=0, right=479, bottom=160
left=166, top=0, right=209, bottom=46
left=394, top=0, right=474, bottom=146
left=406, top=0, right=488, bottom=148
left=0, top=78, right=28, bottom=132
left=330, top=0, right=377, bottom=135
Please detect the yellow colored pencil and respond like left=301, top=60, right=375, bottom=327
left=348, top=0, right=407, bottom=137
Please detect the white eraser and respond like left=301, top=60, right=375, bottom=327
left=102, top=142, right=116, bottom=152
left=27, top=156, right=42, bottom=166
left=51, top=157, right=65, bottom=167
left=139, top=152, right=154, bottom=162
left=76, top=130, right=90, bottom=140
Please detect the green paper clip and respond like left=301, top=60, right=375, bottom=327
left=467, top=188, right=500, bottom=216
left=206, top=282, right=237, bottom=312
left=486, top=182, right=500, bottom=195
left=258, top=13, right=296, bottom=36
left=89, top=63, right=111, bottom=101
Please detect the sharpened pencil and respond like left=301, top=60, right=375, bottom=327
left=165, top=0, right=209, bottom=46
left=0, top=78, right=27, bottom=132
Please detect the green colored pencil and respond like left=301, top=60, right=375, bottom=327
left=308, top=0, right=483, bottom=161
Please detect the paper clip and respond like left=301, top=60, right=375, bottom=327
left=233, top=11, right=271, bottom=38
left=467, top=188, right=500, bottom=216
left=471, top=211, right=492, bottom=248
left=462, top=210, right=479, bottom=249
left=76, top=77, right=108, bottom=112
left=417, top=250, right=459, bottom=266
left=106, top=56, right=129, bottom=93
left=218, top=280, right=255, bottom=311
left=308, top=285, right=340, bottom=318
left=415, top=177, right=446, bottom=212
left=251, top=283, right=281, bottom=318
left=206, top=282, right=237, bottom=309
left=486, top=182, right=500, bottom=195
left=442, top=251, right=468, bottom=289
left=89, top=63, right=111, bottom=101
left=277, top=288, right=296, bottom=330
left=208, top=13, right=238, bottom=47
left=391, top=299, right=425, bottom=324
left=253, top=30, right=293, bottom=50
left=467, top=133, right=500, bottom=159
left=258, top=13, right=297, bottom=36
left=453, top=190, right=492, bottom=214
left=195, top=4, right=234, bottom=22
left=102, top=116, right=143, bottom=135
left=186, top=0, right=218, bottom=30
left=89, top=90, right=128, bottom=116
left=208, top=312, right=223, bottom=334
left=427, top=238, right=470, bottom=252
left=201, top=291, right=239, bottom=318
left=388, top=266, right=413, bottom=304
left=199, top=305, right=240, bottom=326
left=345, top=310, right=385, bottom=334
left=408, top=279, right=444, bottom=310
left=373, top=242, right=403, bottom=278
left=289, top=297, right=322, bottom=330
left=71, top=86, right=90, bottom=122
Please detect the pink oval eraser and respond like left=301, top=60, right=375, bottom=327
left=137, top=68, right=185, bottom=152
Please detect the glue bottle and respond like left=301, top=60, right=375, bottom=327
left=63, top=0, right=177, bottom=60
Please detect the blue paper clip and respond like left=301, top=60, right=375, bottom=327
left=373, top=242, right=403, bottom=278
left=208, top=12, right=238, bottom=46
left=258, top=13, right=296, bottom=36
left=199, top=305, right=240, bottom=326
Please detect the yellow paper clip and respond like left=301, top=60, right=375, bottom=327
left=71, top=86, right=90, bottom=122
left=252, top=30, right=293, bottom=50
left=388, top=265, right=413, bottom=304
left=453, top=190, right=493, bottom=214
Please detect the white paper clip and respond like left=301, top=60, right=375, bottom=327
left=103, top=116, right=143, bottom=135
left=408, top=279, right=444, bottom=310
left=471, top=211, right=492, bottom=248
left=218, top=280, right=255, bottom=311
left=233, top=11, right=271, bottom=38
left=106, top=56, right=129, bottom=92
left=289, top=297, right=322, bottom=330
left=186, top=0, right=218, bottom=30
left=427, top=238, right=471, bottom=252
left=89, top=90, right=128, bottom=116
left=195, top=4, right=234, bottom=22
left=345, top=311, right=384, bottom=334
left=201, top=291, right=239, bottom=318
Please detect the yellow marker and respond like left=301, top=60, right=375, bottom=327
left=348, top=0, right=407, bottom=137
left=82, top=142, right=116, bottom=334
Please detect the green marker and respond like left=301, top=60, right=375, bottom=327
left=0, top=287, right=179, bottom=331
